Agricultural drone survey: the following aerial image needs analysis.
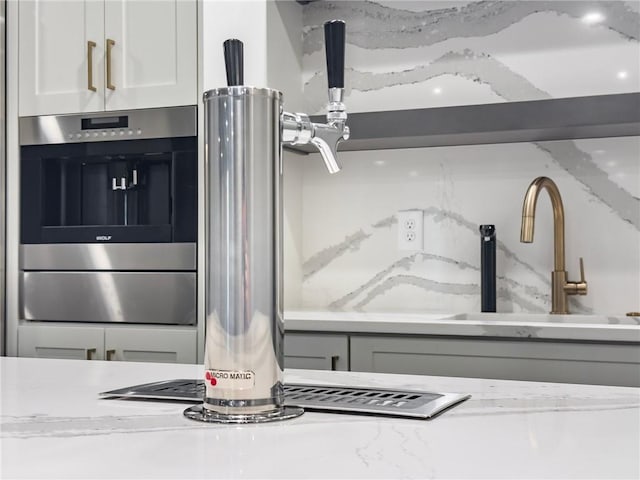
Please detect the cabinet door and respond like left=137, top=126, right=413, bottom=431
left=104, top=0, right=197, bottom=111
left=104, top=327, right=197, bottom=364
left=18, top=324, right=104, bottom=360
left=350, top=336, right=640, bottom=387
left=284, top=333, right=349, bottom=371
left=19, top=0, right=105, bottom=116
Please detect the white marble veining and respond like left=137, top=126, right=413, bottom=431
left=1, top=357, right=639, bottom=479
left=285, top=310, right=640, bottom=343
left=296, top=137, right=640, bottom=315
left=302, top=1, right=640, bottom=113
left=282, top=1, right=640, bottom=316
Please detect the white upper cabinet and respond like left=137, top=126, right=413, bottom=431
left=19, top=0, right=197, bottom=117
left=19, top=1, right=105, bottom=116
left=104, top=0, right=197, bottom=111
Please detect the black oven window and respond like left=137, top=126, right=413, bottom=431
left=21, top=137, right=197, bottom=244
left=41, top=153, right=172, bottom=228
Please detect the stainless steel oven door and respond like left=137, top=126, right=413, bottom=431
left=19, top=243, right=196, bottom=325
left=20, top=271, right=195, bottom=325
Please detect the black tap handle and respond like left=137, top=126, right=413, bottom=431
left=324, top=20, right=345, bottom=89
left=223, top=39, right=244, bottom=86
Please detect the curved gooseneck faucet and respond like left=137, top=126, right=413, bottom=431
left=520, top=176, right=566, bottom=271
left=520, top=176, right=587, bottom=314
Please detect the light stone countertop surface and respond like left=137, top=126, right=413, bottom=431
left=284, top=310, right=640, bottom=343
left=1, top=357, right=639, bottom=479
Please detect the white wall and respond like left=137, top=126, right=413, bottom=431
left=300, top=139, right=640, bottom=315
left=282, top=152, right=304, bottom=308
left=201, top=0, right=268, bottom=90
left=201, top=0, right=305, bottom=99
left=302, top=1, right=640, bottom=113
left=267, top=1, right=305, bottom=111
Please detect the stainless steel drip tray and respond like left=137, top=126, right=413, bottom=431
left=100, top=380, right=470, bottom=419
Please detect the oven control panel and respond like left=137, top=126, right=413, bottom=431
left=68, top=128, right=143, bottom=140
left=19, top=105, right=196, bottom=146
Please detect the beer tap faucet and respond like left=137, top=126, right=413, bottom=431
left=223, top=20, right=349, bottom=173
left=281, top=20, right=349, bottom=173
left=186, top=20, right=349, bottom=425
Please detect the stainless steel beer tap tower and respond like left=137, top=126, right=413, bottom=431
left=184, top=21, right=348, bottom=424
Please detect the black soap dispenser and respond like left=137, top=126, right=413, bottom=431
left=479, top=225, right=496, bottom=312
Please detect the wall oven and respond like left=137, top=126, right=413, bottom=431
left=19, top=106, right=197, bottom=325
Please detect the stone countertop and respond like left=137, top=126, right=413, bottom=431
left=1, top=357, right=639, bottom=479
left=284, top=310, right=640, bottom=343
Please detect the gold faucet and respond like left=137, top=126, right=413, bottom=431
left=520, top=176, right=587, bottom=314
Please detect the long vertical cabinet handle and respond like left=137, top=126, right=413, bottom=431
left=87, top=41, right=97, bottom=91
left=106, top=38, right=116, bottom=90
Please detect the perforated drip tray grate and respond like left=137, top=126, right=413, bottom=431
left=100, top=380, right=470, bottom=419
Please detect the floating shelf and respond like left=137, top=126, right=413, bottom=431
left=287, top=93, right=640, bottom=153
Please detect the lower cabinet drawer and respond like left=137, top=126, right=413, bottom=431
left=350, top=335, right=640, bottom=387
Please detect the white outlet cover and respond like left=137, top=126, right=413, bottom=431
left=397, top=210, right=424, bottom=251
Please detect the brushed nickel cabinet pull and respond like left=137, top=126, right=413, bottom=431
left=87, top=41, right=97, bottom=92
left=106, top=38, right=116, bottom=90
left=86, top=348, right=97, bottom=360
left=106, top=349, right=116, bottom=361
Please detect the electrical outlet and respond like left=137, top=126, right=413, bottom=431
left=397, top=210, right=424, bottom=251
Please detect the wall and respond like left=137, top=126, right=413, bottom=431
left=201, top=0, right=268, bottom=90
left=302, top=1, right=640, bottom=112
left=293, top=1, right=640, bottom=315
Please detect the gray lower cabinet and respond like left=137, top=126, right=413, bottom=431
left=284, top=333, right=349, bottom=371
left=350, top=335, right=640, bottom=387
left=18, top=324, right=197, bottom=364
left=18, top=324, right=104, bottom=360
left=104, top=327, right=196, bottom=363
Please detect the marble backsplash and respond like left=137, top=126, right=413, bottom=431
left=283, top=1, right=640, bottom=315
left=294, top=136, right=640, bottom=315
left=302, top=0, right=640, bottom=113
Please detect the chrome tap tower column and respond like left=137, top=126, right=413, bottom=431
left=185, top=21, right=349, bottom=424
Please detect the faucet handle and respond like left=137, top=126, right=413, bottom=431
left=324, top=20, right=345, bottom=89
left=565, top=257, right=588, bottom=296
left=223, top=39, right=244, bottom=86
left=281, top=20, right=348, bottom=175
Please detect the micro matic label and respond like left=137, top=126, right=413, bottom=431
left=205, top=369, right=255, bottom=389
